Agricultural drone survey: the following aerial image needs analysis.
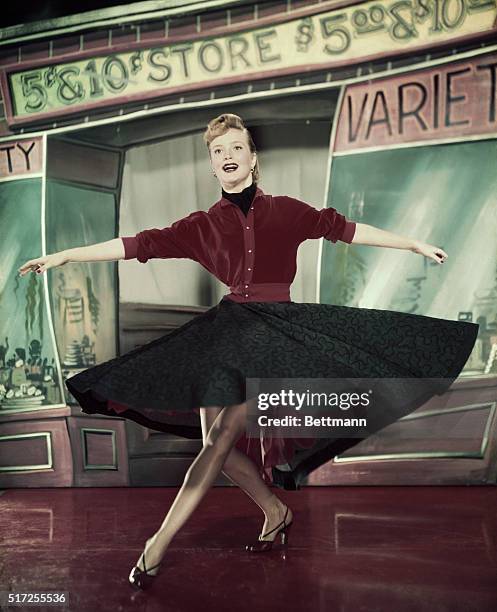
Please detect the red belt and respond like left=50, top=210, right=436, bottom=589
left=225, top=282, right=291, bottom=302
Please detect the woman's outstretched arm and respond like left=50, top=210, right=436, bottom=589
left=352, top=223, right=448, bottom=265
left=18, top=238, right=126, bottom=277
left=62, top=238, right=126, bottom=263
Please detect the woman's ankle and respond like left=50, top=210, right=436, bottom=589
left=263, top=494, right=286, bottom=518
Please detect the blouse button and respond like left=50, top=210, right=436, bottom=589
left=245, top=284, right=249, bottom=288
left=247, top=268, right=251, bottom=271
left=246, top=226, right=250, bottom=230
left=248, top=249, right=252, bottom=253
left=245, top=294, right=249, bottom=297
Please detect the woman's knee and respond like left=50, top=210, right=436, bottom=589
left=208, top=416, right=242, bottom=447
left=205, top=422, right=238, bottom=453
left=204, top=403, right=246, bottom=452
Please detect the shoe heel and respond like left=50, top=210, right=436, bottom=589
left=245, top=507, right=293, bottom=553
left=280, top=521, right=293, bottom=546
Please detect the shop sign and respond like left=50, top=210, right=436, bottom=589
left=335, top=52, right=497, bottom=151
left=2, top=0, right=496, bottom=125
left=0, top=137, right=43, bottom=178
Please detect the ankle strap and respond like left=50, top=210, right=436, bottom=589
left=260, top=506, right=289, bottom=538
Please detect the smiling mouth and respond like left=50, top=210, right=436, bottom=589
left=223, top=164, right=238, bottom=172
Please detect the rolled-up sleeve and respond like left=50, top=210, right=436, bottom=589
left=292, top=198, right=356, bottom=244
left=121, top=211, right=205, bottom=264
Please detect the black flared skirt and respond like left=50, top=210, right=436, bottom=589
left=65, top=296, right=479, bottom=490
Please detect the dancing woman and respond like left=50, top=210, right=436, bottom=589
left=18, top=113, right=478, bottom=591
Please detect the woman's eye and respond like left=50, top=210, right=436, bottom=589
left=235, top=146, right=242, bottom=150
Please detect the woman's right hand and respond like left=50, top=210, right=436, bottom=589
left=18, top=252, right=68, bottom=277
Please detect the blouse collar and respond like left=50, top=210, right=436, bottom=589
left=219, top=185, right=265, bottom=208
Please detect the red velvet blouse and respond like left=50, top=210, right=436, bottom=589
left=121, top=186, right=356, bottom=302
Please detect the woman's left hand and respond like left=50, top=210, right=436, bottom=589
left=411, top=241, right=448, bottom=264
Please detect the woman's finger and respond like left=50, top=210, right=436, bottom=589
left=36, top=262, right=50, bottom=273
left=19, top=261, right=43, bottom=276
left=434, top=250, right=446, bottom=261
left=18, top=262, right=34, bottom=273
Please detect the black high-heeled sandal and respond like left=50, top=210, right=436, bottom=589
left=245, top=506, right=293, bottom=553
left=128, top=537, right=162, bottom=590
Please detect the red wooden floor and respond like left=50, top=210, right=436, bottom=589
left=1, top=486, right=496, bottom=612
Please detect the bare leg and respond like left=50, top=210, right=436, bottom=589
left=133, top=402, right=249, bottom=573
left=200, top=406, right=293, bottom=540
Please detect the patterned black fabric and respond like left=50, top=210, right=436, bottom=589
left=65, top=296, right=478, bottom=489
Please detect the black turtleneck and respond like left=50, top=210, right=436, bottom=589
left=221, top=181, right=257, bottom=217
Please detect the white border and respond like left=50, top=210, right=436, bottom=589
left=316, top=84, right=346, bottom=304
left=40, top=132, right=67, bottom=410
left=0, top=172, right=43, bottom=183
left=333, top=131, right=497, bottom=156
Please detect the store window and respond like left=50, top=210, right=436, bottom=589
left=320, top=140, right=497, bottom=376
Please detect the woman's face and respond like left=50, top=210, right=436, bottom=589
left=210, top=127, right=257, bottom=191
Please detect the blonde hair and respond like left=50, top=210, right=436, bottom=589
left=203, top=113, right=260, bottom=182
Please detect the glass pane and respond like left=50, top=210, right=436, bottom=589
left=0, top=178, right=64, bottom=411
left=45, top=179, right=117, bottom=404
left=319, top=140, right=497, bottom=376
